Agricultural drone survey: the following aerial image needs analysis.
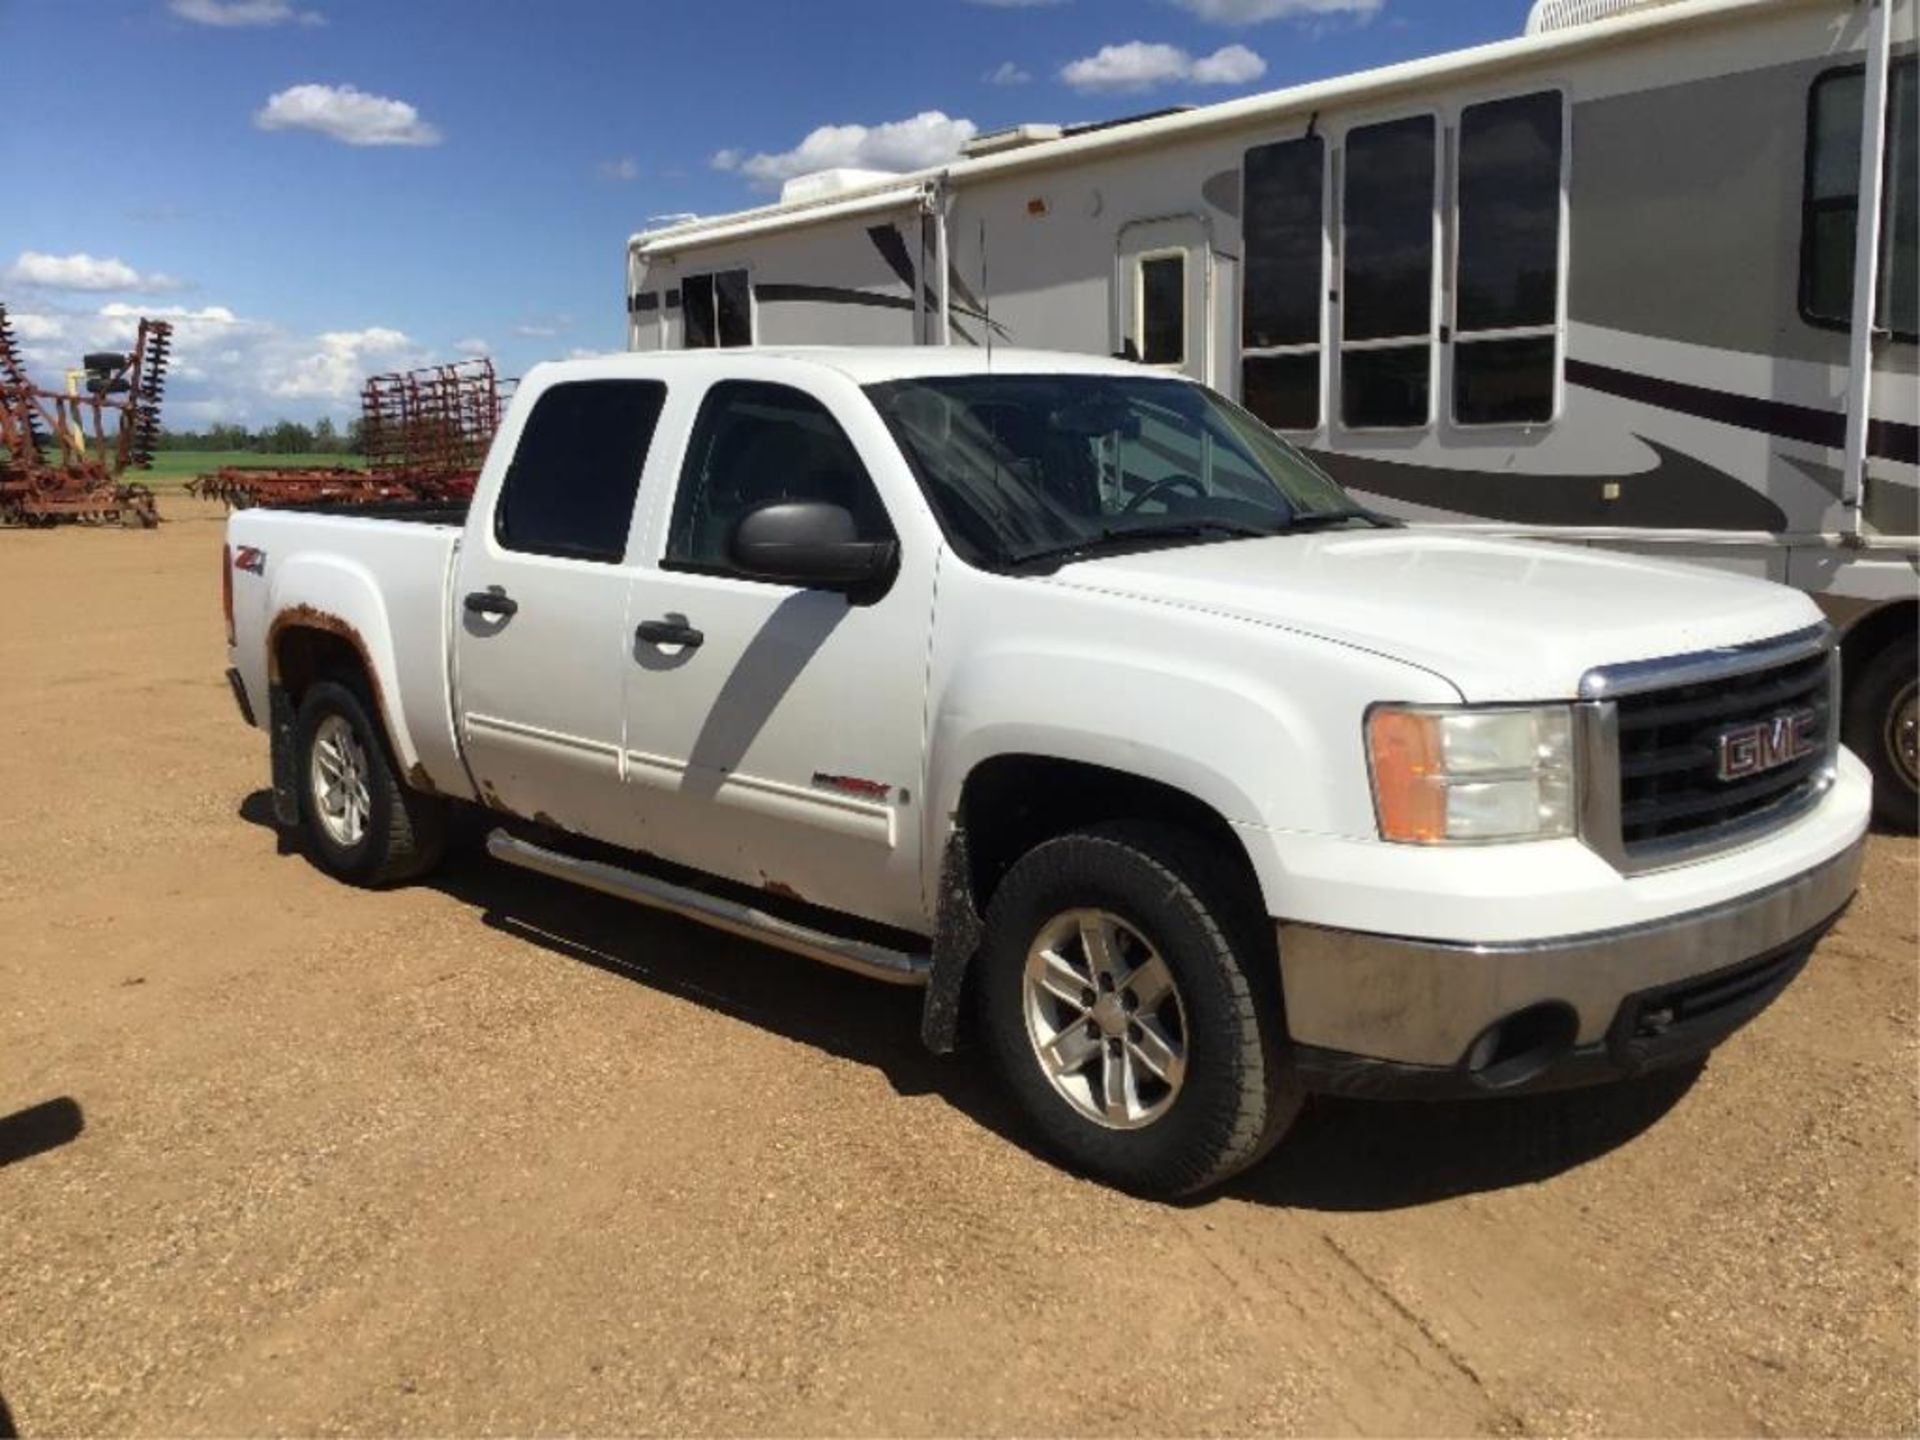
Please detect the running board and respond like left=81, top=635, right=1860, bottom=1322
left=485, top=829, right=931, bottom=988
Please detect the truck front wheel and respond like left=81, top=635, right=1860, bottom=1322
left=975, top=823, right=1301, bottom=1198
left=294, top=679, right=446, bottom=886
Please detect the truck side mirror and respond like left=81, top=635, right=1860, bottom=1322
left=729, top=500, right=897, bottom=592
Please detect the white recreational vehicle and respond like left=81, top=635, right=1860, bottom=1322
left=626, top=0, right=1920, bottom=828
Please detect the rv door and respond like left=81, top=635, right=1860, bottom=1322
left=1116, top=217, right=1211, bottom=383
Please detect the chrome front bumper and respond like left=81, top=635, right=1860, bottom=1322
left=1278, top=836, right=1865, bottom=1096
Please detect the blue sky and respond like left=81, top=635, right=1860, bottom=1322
left=0, top=0, right=1523, bottom=426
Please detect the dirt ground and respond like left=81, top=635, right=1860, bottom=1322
left=1, top=498, right=1915, bottom=1437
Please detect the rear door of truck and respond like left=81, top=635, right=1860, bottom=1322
left=451, top=378, right=668, bottom=843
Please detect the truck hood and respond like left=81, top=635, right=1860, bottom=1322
left=1042, top=530, right=1821, bottom=702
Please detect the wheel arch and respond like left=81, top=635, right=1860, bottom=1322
left=919, top=751, right=1278, bottom=1053
left=1837, top=596, right=1918, bottom=683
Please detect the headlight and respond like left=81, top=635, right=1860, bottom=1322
left=1366, top=705, right=1576, bottom=844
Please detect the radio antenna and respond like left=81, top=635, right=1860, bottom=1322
left=980, top=218, right=992, bottom=371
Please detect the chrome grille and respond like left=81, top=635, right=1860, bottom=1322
left=1578, top=627, right=1839, bottom=871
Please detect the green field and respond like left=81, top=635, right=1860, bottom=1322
left=138, top=452, right=367, bottom=489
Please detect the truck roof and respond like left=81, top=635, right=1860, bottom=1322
left=530, top=346, right=1165, bottom=387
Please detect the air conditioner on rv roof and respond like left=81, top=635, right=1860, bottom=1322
left=1525, top=0, right=1686, bottom=33
left=778, top=168, right=906, bottom=204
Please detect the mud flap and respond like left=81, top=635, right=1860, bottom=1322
left=269, top=683, right=300, bottom=827
left=919, top=825, right=984, bottom=1053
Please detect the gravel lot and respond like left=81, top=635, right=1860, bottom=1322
left=2, top=500, right=1915, bottom=1437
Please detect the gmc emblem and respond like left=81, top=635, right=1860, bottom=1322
left=1716, top=710, right=1819, bottom=782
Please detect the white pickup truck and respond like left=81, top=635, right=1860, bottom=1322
left=223, top=348, right=1871, bottom=1197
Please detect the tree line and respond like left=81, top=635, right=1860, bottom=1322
left=151, top=416, right=364, bottom=454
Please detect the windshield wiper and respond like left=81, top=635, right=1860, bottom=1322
left=1008, top=520, right=1279, bottom=569
left=1277, top=508, right=1388, bottom=532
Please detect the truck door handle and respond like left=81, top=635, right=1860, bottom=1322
left=464, top=590, right=518, bottom=618
left=636, top=618, right=703, bottom=649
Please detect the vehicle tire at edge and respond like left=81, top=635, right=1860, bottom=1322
left=975, top=821, right=1302, bottom=1199
left=1845, top=636, right=1919, bottom=834
left=294, top=678, right=447, bottom=886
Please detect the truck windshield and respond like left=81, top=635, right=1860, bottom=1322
left=866, top=373, right=1367, bottom=569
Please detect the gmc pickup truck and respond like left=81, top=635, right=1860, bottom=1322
left=224, top=348, right=1871, bottom=1197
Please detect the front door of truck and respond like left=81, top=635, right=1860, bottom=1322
left=618, top=377, right=931, bottom=933
left=1116, top=216, right=1212, bottom=384
left=452, top=377, right=667, bottom=845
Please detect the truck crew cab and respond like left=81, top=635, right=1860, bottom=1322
left=223, top=348, right=1871, bottom=1197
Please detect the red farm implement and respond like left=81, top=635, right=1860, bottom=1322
left=189, top=358, right=504, bottom=510
left=0, top=302, right=168, bottom=528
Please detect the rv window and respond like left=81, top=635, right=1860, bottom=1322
left=1802, top=61, right=1918, bottom=342
left=665, top=381, right=892, bottom=576
left=494, top=380, right=666, bottom=564
left=1138, top=253, right=1185, bottom=365
left=683, top=274, right=716, bottom=348
left=1341, top=115, right=1436, bottom=429
left=1453, top=89, right=1563, bottom=426
left=1242, top=353, right=1320, bottom=432
left=1242, top=134, right=1324, bottom=430
left=680, top=269, right=754, bottom=349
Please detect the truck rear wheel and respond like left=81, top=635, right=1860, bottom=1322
left=1845, top=637, right=1918, bottom=833
left=295, top=679, right=446, bottom=885
left=975, top=822, right=1301, bottom=1198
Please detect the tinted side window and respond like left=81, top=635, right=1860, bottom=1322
left=1341, top=115, right=1436, bottom=429
left=683, top=274, right=716, bottom=349
left=1454, top=90, right=1564, bottom=426
left=1343, top=116, right=1436, bottom=343
left=1803, top=61, right=1919, bottom=340
left=680, top=269, right=753, bottom=350
left=495, top=381, right=667, bottom=563
left=1139, top=253, right=1185, bottom=365
left=1243, top=135, right=1324, bottom=349
left=667, top=382, right=892, bottom=574
left=1241, top=134, right=1325, bottom=431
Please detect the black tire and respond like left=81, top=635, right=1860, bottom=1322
left=1845, top=637, right=1918, bottom=833
left=294, top=678, right=446, bottom=885
left=975, top=822, right=1302, bottom=1198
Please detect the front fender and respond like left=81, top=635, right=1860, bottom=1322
left=922, top=594, right=1462, bottom=920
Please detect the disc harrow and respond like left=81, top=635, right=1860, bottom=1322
left=0, top=301, right=168, bottom=528
left=194, top=357, right=505, bottom=511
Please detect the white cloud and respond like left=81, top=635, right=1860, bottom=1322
left=254, top=83, right=442, bottom=147
left=1170, top=0, right=1380, bottom=23
left=565, top=346, right=616, bottom=361
left=512, top=320, right=567, bottom=338
left=597, top=157, right=639, bottom=181
left=1060, top=40, right=1266, bottom=92
left=5, top=250, right=184, bottom=293
left=451, top=336, right=490, bottom=355
left=716, top=111, right=978, bottom=188
left=1189, top=43, right=1266, bottom=82
left=9, top=300, right=429, bottom=422
left=263, top=326, right=425, bottom=403
left=170, top=0, right=324, bottom=26
left=985, top=60, right=1033, bottom=85
left=643, top=212, right=701, bottom=229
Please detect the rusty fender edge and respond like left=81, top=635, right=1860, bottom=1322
left=264, top=604, right=443, bottom=823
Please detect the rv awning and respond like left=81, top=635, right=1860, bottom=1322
left=631, top=181, right=928, bottom=259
